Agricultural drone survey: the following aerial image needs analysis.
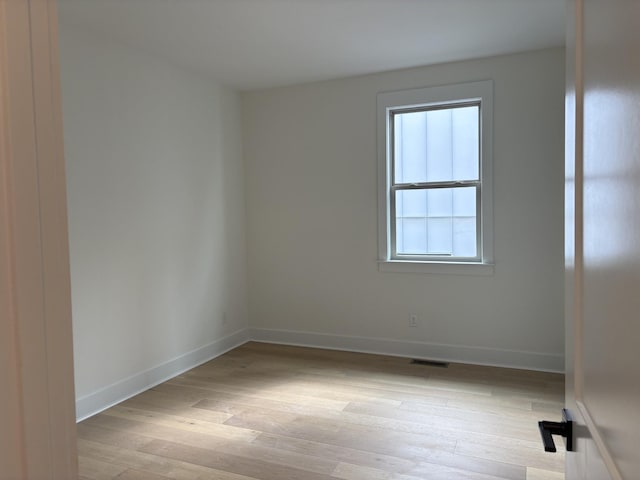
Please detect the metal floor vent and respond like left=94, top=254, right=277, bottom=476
left=410, top=359, right=449, bottom=368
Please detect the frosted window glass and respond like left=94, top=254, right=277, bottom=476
left=427, top=189, right=453, bottom=217
left=394, top=112, right=427, bottom=183
left=453, top=217, right=477, bottom=257
left=395, top=187, right=477, bottom=257
left=395, top=219, right=404, bottom=253
left=427, top=218, right=453, bottom=254
left=426, top=109, right=453, bottom=182
left=453, top=187, right=476, bottom=217
left=401, top=219, right=427, bottom=253
left=397, top=190, right=427, bottom=217
left=394, top=104, right=479, bottom=184
left=452, top=106, right=479, bottom=180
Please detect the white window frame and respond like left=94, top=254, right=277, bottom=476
left=377, top=80, right=494, bottom=275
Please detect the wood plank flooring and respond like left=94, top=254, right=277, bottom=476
left=77, top=342, right=565, bottom=480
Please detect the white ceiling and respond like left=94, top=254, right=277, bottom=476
left=57, top=0, right=566, bottom=91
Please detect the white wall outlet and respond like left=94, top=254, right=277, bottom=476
left=222, top=311, right=228, bottom=326
left=409, top=314, right=418, bottom=327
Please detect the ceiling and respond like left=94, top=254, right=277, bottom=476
left=57, top=0, right=566, bottom=91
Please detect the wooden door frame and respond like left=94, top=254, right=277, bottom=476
left=0, top=0, right=78, bottom=478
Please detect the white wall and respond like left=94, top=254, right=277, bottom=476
left=59, top=26, right=249, bottom=419
left=242, top=48, right=565, bottom=371
left=59, top=36, right=564, bottom=421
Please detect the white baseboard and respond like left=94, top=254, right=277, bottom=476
left=75, top=328, right=250, bottom=421
left=76, top=326, right=563, bottom=421
left=248, top=327, right=564, bottom=373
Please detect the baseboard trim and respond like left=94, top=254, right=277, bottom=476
left=248, top=328, right=564, bottom=373
left=76, top=326, right=563, bottom=421
left=75, top=328, right=250, bottom=422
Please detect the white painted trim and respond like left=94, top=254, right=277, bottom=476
left=76, top=326, right=563, bottom=421
left=378, top=260, right=494, bottom=275
left=76, top=329, right=250, bottom=421
left=249, top=328, right=564, bottom=373
left=377, top=80, right=494, bottom=269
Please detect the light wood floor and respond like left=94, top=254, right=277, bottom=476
left=77, top=342, right=565, bottom=480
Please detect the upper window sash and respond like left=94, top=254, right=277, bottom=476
left=390, top=101, right=481, bottom=187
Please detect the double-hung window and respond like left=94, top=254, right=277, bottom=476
left=377, top=80, right=494, bottom=273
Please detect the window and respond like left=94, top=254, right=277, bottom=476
left=377, top=81, right=493, bottom=274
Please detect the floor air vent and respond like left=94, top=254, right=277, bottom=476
left=410, top=359, right=449, bottom=368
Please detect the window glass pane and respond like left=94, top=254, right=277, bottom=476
left=452, top=106, right=479, bottom=180
left=394, top=112, right=427, bottom=183
left=426, top=109, right=453, bottom=182
left=397, top=189, right=427, bottom=217
left=427, top=188, right=453, bottom=217
left=400, top=218, right=427, bottom=253
left=427, top=218, right=452, bottom=254
left=395, top=218, right=404, bottom=253
left=453, top=218, right=477, bottom=257
left=453, top=187, right=476, bottom=217
left=394, top=105, right=479, bottom=184
left=395, top=186, right=477, bottom=257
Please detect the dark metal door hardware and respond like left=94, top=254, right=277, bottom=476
left=538, top=408, right=573, bottom=452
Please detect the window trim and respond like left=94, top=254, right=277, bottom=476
left=377, top=80, right=494, bottom=274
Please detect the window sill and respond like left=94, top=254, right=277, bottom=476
left=378, top=260, right=494, bottom=276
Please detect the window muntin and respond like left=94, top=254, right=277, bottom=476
left=377, top=80, right=493, bottom=269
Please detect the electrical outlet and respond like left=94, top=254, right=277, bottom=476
left=222, top=311, right=228, bottom=326
left=409, top=314, right=418, bottom=327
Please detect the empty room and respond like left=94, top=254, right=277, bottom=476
left=4, top=1, right=638, bottom=480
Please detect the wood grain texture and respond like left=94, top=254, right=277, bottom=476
left=78, top=342, right=565, bottom=479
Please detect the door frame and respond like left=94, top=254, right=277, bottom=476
left=0, top=0, right=78, bottom=477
